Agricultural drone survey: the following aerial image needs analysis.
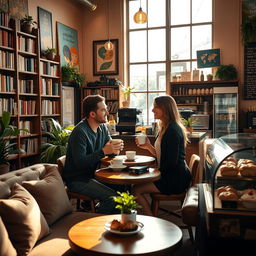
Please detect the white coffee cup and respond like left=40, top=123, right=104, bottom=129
left=126, top=151, right=136, bottom=160
left=137, top=135, right=146, bottom=145
left=111, top=157, right=123, bottom=167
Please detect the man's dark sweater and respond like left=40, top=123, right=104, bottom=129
left=63, top=119, right=110, bottom=184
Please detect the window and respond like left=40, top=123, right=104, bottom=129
left=127, top=0, right=212, bottom=124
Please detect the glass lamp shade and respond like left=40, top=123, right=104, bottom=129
left=104, top=40, right=114, bottom=50
left=133, top=7, right=147, bottom=24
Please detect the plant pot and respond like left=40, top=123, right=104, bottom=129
left=46, top=53, right=56, bottom=61
left=0, top=163, right=10, bottom=174
left=207, top=74, right=213, bottom=81
left=21, top=24, right=33, bottom=34
left=121, top=210, right=137, bottom=224
left=122, top=101, right=130, bottom=108
left=186, top=127, right=193, bottom=134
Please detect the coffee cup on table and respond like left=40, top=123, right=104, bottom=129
left=111, top=156, right=123, bottom=167
left=137, top=134, right=146, bottom=145
left=126, top=151, right=136, bottom=160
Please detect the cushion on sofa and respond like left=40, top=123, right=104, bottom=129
left=0, top=183, right=50, bottom=256
left=22, top=166, right=73, bottom=225
left=0, top=216, right=17, bottom=256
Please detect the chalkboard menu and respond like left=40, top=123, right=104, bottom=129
left=244, top=43, right=256, bottom=99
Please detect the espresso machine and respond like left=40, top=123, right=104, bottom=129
left=116, top=108, right=143, bottom=134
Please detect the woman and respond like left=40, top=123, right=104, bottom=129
left=132, top=95, right=191, bottom=215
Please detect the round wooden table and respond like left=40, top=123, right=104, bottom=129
left=101, top=155, right=156, bottom=167
left=68, top=214, right=182, bottom=256
left=95, top=167, right=160, bottom=185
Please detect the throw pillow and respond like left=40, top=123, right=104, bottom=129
left=0, top=183, right=50, bottom=256
left=0, top=216, right=17, bottom=256
left=22, top=165, right=73, bottom=225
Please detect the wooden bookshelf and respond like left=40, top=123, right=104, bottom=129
left=0, top=16, right=62, bottom=170
left=81, top=85, right=119, bottom=119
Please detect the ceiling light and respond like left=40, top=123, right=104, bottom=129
left=134, top=0, right=147, bottom=24
left=82, top=0, right=97, bottom=11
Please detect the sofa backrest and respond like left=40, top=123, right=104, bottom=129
left=0, top=164, right=56, bottom=199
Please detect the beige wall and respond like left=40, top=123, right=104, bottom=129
left=28, top=0, right=255, bottom=129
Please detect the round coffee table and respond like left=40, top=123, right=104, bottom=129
left=68, top=214, right=182, bottom=256
left=95, top=167, right=160, bottom=185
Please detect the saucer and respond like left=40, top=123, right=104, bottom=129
left=104, top=221, right=144, bottom=236
left=109, top=164, right=127, bottom=171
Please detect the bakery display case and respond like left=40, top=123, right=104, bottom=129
left=202, top=133, right=256, bottom=241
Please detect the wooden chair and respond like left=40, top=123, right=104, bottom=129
left=150, top=154, right=200, bottom=242
left=57, top=155, right=96, bottom=212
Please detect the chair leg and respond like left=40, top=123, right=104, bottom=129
left=90, top=200, right=96, bottom=213
left=188, top=226, right=194, bottom=243
left=151, top=199, right=159, bottom=216
left=76, top=199, right=81, bottom=210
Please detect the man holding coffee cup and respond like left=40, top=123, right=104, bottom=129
left=63, top=95, right=124, bottom=214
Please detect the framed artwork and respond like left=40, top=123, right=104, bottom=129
left=57, top=22, right=79, bottom=69
left=38, top=7, right=53, bottom=56
left=197, top=48, right=220, bottom=68
left=8, top=0, right=28, bottom=19
left=93, top=39, right=119, bottom=76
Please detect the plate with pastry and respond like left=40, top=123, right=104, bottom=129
left=104, top=219, right=144, bottom=235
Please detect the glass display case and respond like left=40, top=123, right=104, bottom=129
left=205, top=133, right=256, bottom=213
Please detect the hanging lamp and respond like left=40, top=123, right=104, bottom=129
left=104, top=0, right=113, bottom=50
left=134, top=0, right=147, bottom=24
left=81, top=0, right=97, bottom=11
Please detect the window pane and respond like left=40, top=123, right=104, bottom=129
left=171, top=0, right=190, bottom=25
left=130, top=64, right=147, bottom=91
left=170, top=61, right=191, bottom=78
left=148, top=63, right=166, bottom=91
left=130, top=93, right=146, bottom=124
left=171, top=27, right=190, bottom=60
left=148, top=0, right=166, bottom=27
left=129, top=0, right=147, bottom=29
left=192, top=0, right=212, bottom=23
left=148, top=29, right=166, bottom=61
left=192, top=25, right=212, bottom=59
left=148, top=92, right=166, bottom=124
left=129, top=31, right=147, bottom=62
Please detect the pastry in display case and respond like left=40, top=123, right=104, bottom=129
left=202, top=133, right=256, bottom=241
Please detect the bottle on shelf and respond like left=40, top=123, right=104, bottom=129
left=200, top=71, right=204, bottom=81
left=108, top=115, right=116, bottom=135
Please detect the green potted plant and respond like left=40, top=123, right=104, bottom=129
left=119, top=82, right=134, bottom=108
left=215, top=64, right=238, bottom=81
left=20, top=15, right=37, bottom=34
left=61, top=64, right=84, bottom=87
left=40, top=118, right=74, bottom=164
left=112, top=191, right=141, bottom=223
left=44, top=47, right=57, bottom=61
left=182, top=117, right=196, bottom=134
left=207, top=74, right=213, bottom=81
left=0, top=111, right=28, bottom=173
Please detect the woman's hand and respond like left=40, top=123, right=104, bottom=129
left=135, top=136, right=151, bottom=150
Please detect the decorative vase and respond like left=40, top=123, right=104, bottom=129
left=21, top=24, right=33, bottom=34
left=0, top=163, right=10, bottom=175
left=121, top=210, right=137, bottom=224
left=46, top=53, right=56, bottom=61
left=186, top=127, right=193, bottom=134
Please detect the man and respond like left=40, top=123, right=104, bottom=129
left=63, top=95, right=123, bottom=214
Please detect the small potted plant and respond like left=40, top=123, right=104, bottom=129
left=121, top=84, right=134, bottom=108
left=182, top=117, right=196, bottom=134
left=44, top=47, right=57, bottom=61
left=215, top=64, right=238, bottom=81
left=20, top=15, right=37, bottom=34
left=0, top=111, right=28, bottom=173
left=61, top=64, right=84, bottom=87
left=207, top=74, right=213, bottom=81
left=112, top=191, right=141, bottom=224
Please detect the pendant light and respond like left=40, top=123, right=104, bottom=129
left=134, top=0, right=147, bottom=24
left=81, top=0, right=97, bottom=11
left=104, top=0, right=113, bottom=50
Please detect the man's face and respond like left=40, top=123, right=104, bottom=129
left=92, top=101, right=109, bottom=124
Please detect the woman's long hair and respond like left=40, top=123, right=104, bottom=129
left=154, top=95, right=189, bottom=146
